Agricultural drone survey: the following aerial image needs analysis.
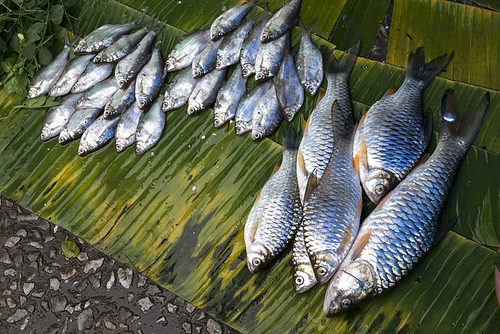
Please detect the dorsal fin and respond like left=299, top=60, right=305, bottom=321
left=381, top=85, right=398, bottom=99
left=302, top=114, right=312, bottom=136
left=351, top=230, right=372, bottom=261
left=303, top=168, right=319, bottom=202
left=337, top=224, right=353, bottom=255
left=431, top=214, right=459, bottom=247
left=247, top=216, right=259, bottom=243
left=271, top=157, right=282, bottom=175
left=423, top=109, right=433, bottom=147
left=356, top=137, right=369, bottom=173
left=254, top=188, right=263, bottom=203
left=316, top=89, right=326, bottom=104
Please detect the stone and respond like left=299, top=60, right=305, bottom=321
left=137, top=274, right=147, bottom=288
left=0, top=249, right=12, bottom=264
left=50, top=295, right=67, bottom=312
left=27, top=241, right=43, bottom=249
left=186, top=303, right=196, bottom=314
left=182, top=322, right=192, bottom=333
left=167, top=303, right=177, bottom=313
left=8, top=209, right=17, bottom=219
left=147, top=285, right=161, bottom=295
left=6, top=199, right=12, bottom=207
left=0, top=298, right=6, bottom=307
left=83, top=258, right=104, bottom=273
left=6, top=308, right=27, bottom=323
left=196, top=326, right=202, bottom=334
left=26, top=304, right=34, bottom=313
left=5, top=236, right=20, bottom=248
left=18, top=213, right=38, bottom=221
left=106, top=272, right=115, bottom=290
left=38, top=220, right=50, bottom=230
left=41, top=301, right=49, bottom=312
left=156, top=316, right=166, bottom=323
left=60, top=267, right=76, bottom=280
left=104, top=316, right=117, bottom=330
left=207, top=319, right=222, bottom=334
left=13, top=253, right=23, bottom=267
left=118, top=306, right=133, bottom=321
left=118, top=268, right=133, bottom=289
left=9, top=281, right=17, bottom=291
left=50, top=278, right=60, bottom=291
left=20, top=295, right=26, bottom=306
left=3, top=289, right=11, bottom=296
left=6, top=297, right=16, bottom=308
left=16, top=229, right=27, bottom=237
left=89, top=272, right=102, bottom=289
left=27, top=251, right=40, bottom=262
left=49, top=250, right=56, bottom=259
left=23, top=283, right=35, bottom=295
left=31, top=290, right=45, bottom=298
left=138, top=297, right=154, bottom=312
left=20, top=316, right=29, bottom=331
left=77, top=308, right=94, bottom=330
left=77, top=252, right=88, bottom=262
left=4, top=268, right=17, bottom=277
left=197, top=312, right=205, bottom=320
left=127, top=293, right=134, bottom=304
left=45, top=236, right=55, bottom=243
left=65, top=304, right=74, bottom=314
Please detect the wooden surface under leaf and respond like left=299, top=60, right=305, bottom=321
left=1, top=0, right=500, bottom=332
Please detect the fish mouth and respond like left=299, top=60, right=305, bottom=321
left=255, top=70, right=268, bottom=82
left=216, top=57, right=227, bottom=70
left=165, top=59, right=175, bottom=72
left=192, top=67, right=203, bottom=78
left=213, top=116, right=225, bottom=128
left=135, top=143, right=147, bottom=156
left=241, top=64, right=254, bottom=78
left=77, top=146, right=88, bottom=157
left=115, top=141, right=127, bottom=153
left=187, top=102, right=202, bottom=115
left=305, top=84, right=318, bottom=97
left=58, top=131, right=71, bottom=145
left=235, top=122, right=250, bottom=136
left=27, top=88, right=38, bottom=99
left=40, top=128, right=52, bottom=141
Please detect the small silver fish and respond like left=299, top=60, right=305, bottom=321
left=240, top=9, right=269, bottom=78
left=216, top=19, right=254, bottom=70
left=136, top=44, right=166, bottom=109
left=161, top=67, right=200, bottom=112
left=296, top=18, right=323, bottom=96
left=104, top=79, right=136, bottom=119
left=213, top=63, right=247, bottom=128
left=71, top=62, right=114, bottom=94
left=274, top=52, right=304, bottom=122
left=93, top=27, right=149, bottom=63
left=78, top=115, right=119, bottom=156
left=164, top=29, right=211, bottom=72
left=75, top=77, right=119, bottom=110
left=245, top=126, right=302, bottom=273
left=251, top=84, right=283, bottom=140
left=135, top=95, right=165, bottom=156
left=115, top=102, right=143, bottom=153
left=260, top=0, right=301, bottom=43
left=59, top=108, right=101, bottom=145
left=187, top=68, right=227, bottom=115
left=255, top=31, right=290, bottom=82
left=234, top=80, right=273, bottom=135
left=210, top=1, right=258, bottom=41
left=40, top=93, right=85, bottom=141
left=292, top=222, right=317, bottom=293
left=192, top=39, right=223, bottom=78
left=48, top=55, right=95, bottom=97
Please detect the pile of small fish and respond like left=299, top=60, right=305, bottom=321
left=29, top=0, right=323, bottom=157
left=244, top=45, right=491, bottom=317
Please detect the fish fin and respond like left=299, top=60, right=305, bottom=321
left=260, top=3, right=270, bottom=21
left=353, top=154, right=360, bottom=175
left=297, top=149, right=307, bottom=178
left=431, top=214, right=459, bottom=248
left=283, top=124, right=300, bottom=149
left=254, top=188, right=263, bottom=204
left=247, top=216, right=259, bottom=243
left=300, top=115, right=307, bottom=135
left=406, top=47, right=454, bottom=88
left=299, top=17, right=317, bottom=35
left=381, top=85, right=398, bottom=99
left=271, top=157, right=283, bottom=175
left=302, top=113, right=311, bottom=137
left=416, top=153, right=431, bottom=167
left=439, top=89, right=490, bottom=148
left=303, top=168, right=319, bottom=202
left=323, top=40, right=360, bottom=80
left=351, top=230, right=371, bottom=261
left=337, top=224, right=353, bottom=255
left=356, top=137, right=369, bottom=173
left=316, top=89, right=326, bottom=104
left=134, top=8, right=148, bottom=26
left=423, top=108, right=433, bottom=147
left=357, top=111, right=367, bottom=129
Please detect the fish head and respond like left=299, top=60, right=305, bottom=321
left=216, top=55, right=228, bottom=70
left=115, top=140, right=128, bottom=154
left=246, top=243, right=270, bottom=274
left=161, top=96, right=175, bottom=112
left=71, top=83, right=82, bottom=93
left=213, top=114, right=226, bottom=128
left=210, top=26, right=224, bottom=41
left=323, top=259, right=377, bottom=317
left=92, top=54, right=102, bottom=63
left=260, top=29, right=272, bottom=42
left=78, top=144, right=90, bottom=157
left=363, top=169, right=398, bottom=204
left=255, top=69, right=269, bottom=82
left=283, top=107, right=296, bottom=123
left=187, top=101, right=202, bottom=116
left=28, top=86, right=41, bottom=99
left=251, top=119, right=264, bottom=140
left=137, top=96, right=149, bottom=110
left=235, top=121, right=250, bottom=136
left=312, top=251, right=340, bottom=284
left=40, top=126, right=53, bottom=141
left=192, top=66, right=204, bottom=79
left=135, top=143, right=147, bottom=156
left=293, top=264, right=318, bottom=294
left=241, top=64, right=254, bottom=78
left=75, top=97, right=85, bottom=109
left=165, top=58, right=175, bottom=72
left=58, top=130, right=71, bottom=145
left=116, top=75, right=129, bottom=89
left=305, top=81, right=320, bottom=97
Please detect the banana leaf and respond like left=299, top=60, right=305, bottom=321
left=0, top=0, right=499, bottom=332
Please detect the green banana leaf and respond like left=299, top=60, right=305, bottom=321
left=1, top=0, right=499, bottom=332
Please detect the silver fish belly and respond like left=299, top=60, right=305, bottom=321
left=74, top=21, right=138, bottom=54
left=115, top=103, right=143, bottom=153
left=235, top=80, right=273, bottom=135
left=78, top=115, right=119, bottom=156
left=187, top=68, right=227, bottom=115
left=296, top=18, right=323, bottom=96
left=251, top=83, right=282, bottom=141
left=41, top=93, right=85, bottom=141
left=216, top=19, right=254, bottom=70
left=274, top=52, right=304, bottom=122
left=161, top=66, right=200, bottom=112
left=210, top=1, right=257, bottom=41
left=260, top=0, right=301, bottom=43
left=75, top=77, right=119, bottom=110
left=255, top=31, right=289, bottom=82
left=192, top=39, right=223, bottom=78
left=213, top=63, right=247, bottom=128
left=48, top=54, right=95, bottom=97
left=59, top=108, right=102, bottom=145
left=135, top=46, right=166, bottom=109
left=164, top=29, right=211, bottom=72
left=93, top=27, right=149, bottom=63
left=104, top=79, right=136, bottom=119
left=240, top=12, right=269, bottom=78
left=135, top=95, right=165, bottom=156
left=71, top=62, right=114, bottom=94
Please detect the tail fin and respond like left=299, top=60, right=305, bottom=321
left=322, top=40, right=360, bottom=80
left=407, top=47, right=453, bottom=88
left=283, top=124, right=301, bottom=150
left=439, top=89, right=490, bottom=148
left=134, top=9, right=148, bottom=26
left=299, top=17, right=317, bottom=35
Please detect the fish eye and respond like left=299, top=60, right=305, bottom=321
left=375, top=184, right=385, bottom=194
left=78, top=148, right=86, bottom=155
left=76, top=99, right=82, bottom=106
left=119, top=80, right=126, bottom=87
left=317, top=267, right=327, bottom=276
left=295, top=276, right=304, bottom=285
left=308, top=86, right=315, bottom=94
left=341, top=298, right=351, bottom=308
left=252, top=258, right=261, bottom=267
left=211, top=32, right=217, bottom=39
left=256, top=73, right=264, bottom=80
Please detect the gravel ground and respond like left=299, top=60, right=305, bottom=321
left=0, top=194, right=241, bottom=334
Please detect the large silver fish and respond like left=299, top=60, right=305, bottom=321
left=104, top=79, right=136, bottom=119
left=78, top=115, right=119, bottom=156
left=240, top=9, right=269, bottom=78
left=187, top=68, right=227, bottom=115
left=352, top=47, right=453, bottom=204
left=260, top=0, right=301, bottom=43
left=192, top=39, right=223, bottom=78
left=135, top=43, right=165, bottom=109
left=59, top=108, right=101, bottom=145
left=234, top=80, right=273, bottom=135
left=40, top=93, right=85, bottom=141
left=296, top=18, right=323, bottom=96
left=251, top=83, right=283, bottom=141
left=324, top=90, right=490, bottom=316
left=48, top=54, right=95, bottom=97
left=135, top=95, right=165, bottom=156
left=254, top=31, right=290, bottom=82
left=274, top=51, right=304, bottom=122
left=210, top=1, right=258, bottom=41
left=71, top=62, right=114, bottom=94
left=75, top=77, right=119, bottom=110
left=161, top=67, right=200, bottom=112
left=115, top=102, right=143, bottom=153
left=164, top=29, right=210, bottom=72
left=297, top=42, right=359, bottom=205
left=216, top=19, right=254, bottom=70
left=213, top=63, right=247, bottom=128
left=93, top=27, right=149, bottom=63
left=244, top=127, right=302, bottom=273
left=292, top=222, right=317, bottom=293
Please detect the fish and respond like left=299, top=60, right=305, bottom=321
left=292, top=222, right=317, bottom=293
left=251, top=83, right=283, bottom=141
left=28, top=34, right=72, bottom=98
left=234, top=80, right=273, bottom=135
left=187, top=68, right=227, bottom=115
left=274, top=51, right=304, bottom=122
left=210, top=1, right=258, bottom=41
left=40, top=93, right=85, bottom=141
left=75, top=77, right=119, bottom=110
left=192, top=39, right=224, bottom=78
left=254, top=31, right=290, bottom=82
left=48, top=54, right=95, bottom=97
left=92, top=27, right=149, bottom=63
left=161, top=67, right=200, bottom=112
left=135, top=42, right=166, bottom=109
left=352, top=47, right=453, bottom=205
left=59, top=108, right=102, bottom=145
left=78, top=115, right=119, bottom=156
left=104, top=79, right=136, bottom=119
left=164, top=29, right=211, bottom=72
left=297, top=42, right=359, bottom=205
left=296, top=18, right=323, bottom=96
left=260, top=0, right=301, bottom=43
left=244, top=126, right=302, bottom=273
left=115, top=102, right=143, bottom=153
left=240, top=8, right=269, bottom=78
left=323, top=89, right=490, bottom=316
left=71, top=62, right=114, bottom=94
left=135, top=95, right=165, bottom=156
left=213, top=63, right=247, bottom=128
left=216, top=18, right=255, bottom=70
left=74, top=12, right=145, bottom=54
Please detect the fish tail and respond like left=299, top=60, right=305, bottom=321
left=134, top=8, right=149, bottom=26
left=439, top=89, right=489, bottom=148
left=322, top=40, right=359, bottom=81
left=282, top=124, right=301, bottom=150
left=260, top=4, right=270, bottom=21
left=406, top=47, right=453, bottom=88
left=299, top=17, right=317, bottom=35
